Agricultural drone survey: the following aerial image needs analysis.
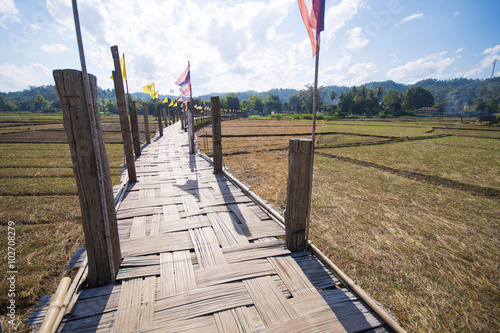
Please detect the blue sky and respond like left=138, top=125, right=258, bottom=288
left=0, top=0, right=499, bottom=96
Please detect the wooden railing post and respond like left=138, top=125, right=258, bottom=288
left=129, top=101, right=141, bottom=157
left=54, top=69, right=121, bottom=287
left=156, top=104, right=163, bottom=137
left=163, top=108, right=168, bottom=127
left=211, top=96, right=223, bottom=174
left=111, top=45, right=136, bottom=183
left=285, top=138, right=313, bottom=252
left=143, top=102, right=151, bottom=144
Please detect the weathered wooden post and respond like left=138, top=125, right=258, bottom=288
left=54, top=69, right=121, bottom=287
left=129, top=101, right=141, bottom=157
left=156, top=104, right=163, bottom=137
left=111, top=46, right=136, bottom=183
left=285, top=138, right=313, bottom=252
left=142, top=102, right=151, bottom=144
left=188, top=100, right=195, bottom=153
left=211, top=96, right=223, bottom=174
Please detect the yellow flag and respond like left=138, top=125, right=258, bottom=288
left=162, top=97, right=169, bottom=104
left=168, top=100, right=174, bottom=107
left=120, top=56, right=127, bottom=81
left=153, top=91, right=159, bottom=99
left=110, top=56, right=127, bottom=81
left=143, top=83, right=155, bottom=96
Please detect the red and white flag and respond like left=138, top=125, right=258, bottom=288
left=298, top=0, right=325, bottom=57
left=175, top=62, right=190, bottom=86
left=180, top=83, right=191, bottom=97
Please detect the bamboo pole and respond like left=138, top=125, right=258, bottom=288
left=50, top=263, right=88, bottom=333
left=38, top=277, right=72, bottom=333
left=305, top=37, right=321, bottom=245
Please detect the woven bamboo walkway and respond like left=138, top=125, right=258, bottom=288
left=30, top=121, right=392, bottom=332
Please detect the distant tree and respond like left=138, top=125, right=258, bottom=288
left=226, top=93, right=240, bottom=111
left=338, top=91, right=353, bottom=114
left=34, top=94, right=46, bottom=112
left=104, top=99, right=118, bottom=114
left=376, top=86, right=383, bottom=100
left=401, top=86, right=434, bottom=110
left=486, top=99, right=499, bottom=113
left=0, top=95, right=17, bottom=111
left=264, top=93, right=282, bottom=114
left=329, top=89, right=336, bottom=105
left=246, top=94, right=264, bottom=113
left=288, top=94, right=301, bottom=112
left=382, top=89, right=403, bottom=111
left=298, top=85, right=326, bottom=114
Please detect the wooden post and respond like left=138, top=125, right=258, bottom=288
left=211, top=96, right=223, bottom=174
left=188, top=100, right=195, bottom=154
left=54, top=69, right=121, bottom=287
left=129, top=101, right=141, bottom=157
left=111, top=46, right=137, bottom=183
left=285, top=138, right=313, bottom=252
left=163, top=108, right=168, bottom=127
left=156, top=104, right=163, bottom=137
left=143, top=102, right=151, bottom=144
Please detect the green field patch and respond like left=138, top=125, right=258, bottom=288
left=0, top=123, right=64, bottom=132
left=316, top=133, right=390, bottom=146
left=0, top=167, right=75, bottom=178
left=0, top=177, right=77, bottom=196
left=0, top=143, right=70, bottom=150
left=320, top=136, right=500, bottom=190
left=0, top=195, right=80, bottom=224
left=432, top=127, right=500, bottom=138
left=0, top=156, right=73, bottom=168
left=322, top=121, right=433, bottom=137
left=0, top=130, right=68, bottom=143
left=312, top=155, right=500, bottom=332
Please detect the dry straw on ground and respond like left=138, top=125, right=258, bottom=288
left=198, top=118, right=500, bottom=332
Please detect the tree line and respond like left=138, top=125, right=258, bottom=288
left=1, top=77, right=499, bottom=116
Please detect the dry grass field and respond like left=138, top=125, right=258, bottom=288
left=0, top=112, right=157, bottom=332
left=1, top=113, right=498, bottom=332
left=197, top=117, right=500, bottom=332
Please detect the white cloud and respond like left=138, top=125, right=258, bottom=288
left=454, top=48, right=464, bottom=53
left=395, top=11, right=424, bottom=27
left=464, top=44, right=500, bottom=78
left=42, top=0, right=298, bottom=95
left=0, top=63, right=53, bottom=91
left=323, top=0, right=364, bottom=45
left=321, top=55, right=378, bottom=86
left=0, top=0, right=20, bottom=25
left=453, top=11, right=460, bottom=17
left=386, top=51, right=455, bottom=83
left=40, top=43, right=69, bottom=53
left=346, top=27, right=369, bottom=50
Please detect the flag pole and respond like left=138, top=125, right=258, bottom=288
left=305, top=35, right=321, bottom=245
left=123, top=53, right=131, bottom=112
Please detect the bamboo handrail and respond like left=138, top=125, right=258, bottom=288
left=38, top=277, right=71, bottom=333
